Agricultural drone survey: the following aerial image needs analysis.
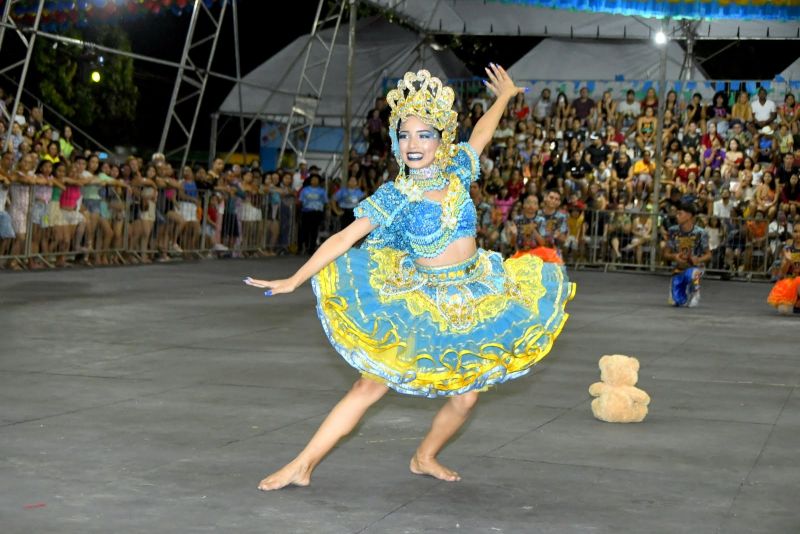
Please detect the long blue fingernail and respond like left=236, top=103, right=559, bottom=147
left=264, top=290, right=272, bottom=296
left=524, top=87, right=530, bottom=93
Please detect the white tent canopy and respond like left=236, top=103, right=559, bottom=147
left=509, top=38, right=708, bottom=81
left=218, top=16, right=471, bottom=121
left=364, top=0, right=800, bottom=39
left=778, top=56, right=800, bottom=81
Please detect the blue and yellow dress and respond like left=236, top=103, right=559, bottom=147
left=311, top=143, right=575, bottom=397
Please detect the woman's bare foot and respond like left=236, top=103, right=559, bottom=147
left=257, top=459, right=313, bottom=491
left=410, top=454, right=461, bottom=482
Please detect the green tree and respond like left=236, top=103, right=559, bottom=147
left=33, top=24, right=138, bottom=145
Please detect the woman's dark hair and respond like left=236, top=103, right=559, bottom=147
left=712, top=91, right=729, bottom=110
left=764, top=171, right=776, bottom=190
left=35, top=159, right=52, bottom=174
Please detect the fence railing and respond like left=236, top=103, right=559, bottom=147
left=0, top=183, right=313, bottom=269
left=0, top=190, right=781, bottom=280
left=483, top=208, right=779, bottom=281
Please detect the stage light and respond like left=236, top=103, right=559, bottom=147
left=91, top=70, right=101, bottom=83
left=654, top=30, right=667, bottom=45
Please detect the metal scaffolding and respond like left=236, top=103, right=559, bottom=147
left=677, top=20, right=702, bottom=81
left=1, top=0, right=796, bottom=175
left=158, top=0, right=229, bottom=174
left=0, top=0, right=44, bottom=152
left=220, top=0, right=350, bottom=168
left=0, top=0, right=434, bottom=173
left=0, top=0, right=251, bottom=175
left=276, top=0, right=348, bottom=167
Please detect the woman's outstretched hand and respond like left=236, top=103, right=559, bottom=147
left=483, top=63, right=525, bottom=101
left=244, top=276, right=298, bottom=296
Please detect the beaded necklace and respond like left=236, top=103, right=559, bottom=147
left=394, top=164, right=464, bottom=231
left=407, top=165, right=447, bottom=191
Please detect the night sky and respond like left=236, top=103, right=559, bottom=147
left=61, top=1, right=800, bottom=159
left=121, top=0, right=320, bottom=159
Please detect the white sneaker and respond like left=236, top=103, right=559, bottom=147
left=212, top=243, right=229, bottom=251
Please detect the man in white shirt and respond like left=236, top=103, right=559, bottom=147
left=492, top=118, right=514, bottom=149
left=479, top=152, right=494, bottom=177
left=751, top=87, right=777, bottom=129
left=713, top=189, right=733, bottom=220
left=292, top=159, right=308, bottom=192
left=533, top=88, right=553, bottom=126
left=617, top=89, right=641, bottom=133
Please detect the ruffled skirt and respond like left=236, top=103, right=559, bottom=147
left=311, top=247, right=575, bottom=398
left=511, top=246, right=564, bottom=264
left=767, top=276, right=800, bottom=308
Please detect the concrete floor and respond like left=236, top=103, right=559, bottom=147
left=1, top=259, right=798, bottom=534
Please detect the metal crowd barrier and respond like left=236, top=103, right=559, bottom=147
left=0, top=188, right=779, bottom=281
left=557, top=208, right=774, bottom=280
left=0, top=183, right=304, bottom=269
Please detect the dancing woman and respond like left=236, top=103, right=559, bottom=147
left=245, top=65, right=574, bottom=490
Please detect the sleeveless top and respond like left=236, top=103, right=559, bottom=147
left=354, top=142, right=479, bottom=259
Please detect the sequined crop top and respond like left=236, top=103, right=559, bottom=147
left=353, top=142, right=480, bottom=259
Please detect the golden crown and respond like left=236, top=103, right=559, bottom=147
left=387, top=70, right=458, bottom=152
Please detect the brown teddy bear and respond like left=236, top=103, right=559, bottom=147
left=588, top=354, right=650, bottom=423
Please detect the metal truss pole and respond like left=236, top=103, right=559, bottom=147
left=231, top=0, right=247, bottom=160
left=0, top=0, right=20, bottom=124
left=341, top=0, right=356, bottom=182
left=2, top=0, right=44, bottom=151
left=159, top=0, right=229, bottom=175
left=0, top=0, right=17, bottom=53
left=651, top=18, right=670, bottom=272
left=277, top=0, right=348, bottom=166
left=209, top=112, right=219, bottom=168
left=678, top=20, right=700, bottom=81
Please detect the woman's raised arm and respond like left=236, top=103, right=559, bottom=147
left=468, top=64, right=524, bottom=155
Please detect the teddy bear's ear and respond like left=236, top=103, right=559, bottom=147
left=599, top=355, right=611, bottom=368
left=629, top=357, right=640, bottom=372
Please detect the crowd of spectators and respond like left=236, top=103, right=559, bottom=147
left=0, top=87, right=314, bottom=269
left=347, top=82, right=800, bottom=275
left=2, top=80, right=799, bottom=277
